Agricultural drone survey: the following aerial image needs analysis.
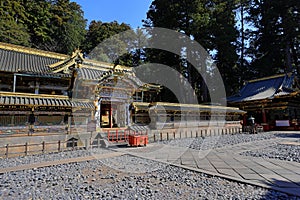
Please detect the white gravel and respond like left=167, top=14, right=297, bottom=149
left=241, top=143, right=300, bottom=163
left=0, top=132, right=299, bottom=199
left=1, top=155, right=299, bottom=200
left=157, top=132, right=276, bottom=150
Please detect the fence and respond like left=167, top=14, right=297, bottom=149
left=106, top=129, right=148, bottom=143
left=104, top=126, right=242, bottom=144
left=149, top=126, right=242, bottom=142
left=0, top=126, right=243, bottom=158
left=0, top=138, right=82, bottom=158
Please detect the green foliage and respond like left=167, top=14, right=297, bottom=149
left=47, top=0, right=86, bottom=54
left=23, top=0, right=52, bottom=48
left=0, top=0, right=86, bottom=54
left=83, top=20, right=131, bottom=55
left=84, top=21, right=147, bottom=67
left=144, top=0, right=240, bottom=100
left=247, top=0, right=300, bottom=77
left=144, top=0, right=300, bottom=97
left=0, top=0, right=30, bottom=46
left=0, top=0, right=298, bottom=90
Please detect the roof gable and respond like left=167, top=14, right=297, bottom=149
left=227, top=73, right=298, bottom=103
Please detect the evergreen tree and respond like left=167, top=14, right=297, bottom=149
left=83, top=20, right=147, bottom=67
left=207, top=0, right=239, bottom=95
left=48, top=0, right=86, bottom=54
left=0, top=0, right=30, bottom=46
left=83, top=20, right=131, bottom=55
left=23, top=0, right=52, bottom=48
left=0, top=0, right=86, bottom=54
left=144, top=0, right=240, bottom=100
left=248, top=0, right=300, bottom=77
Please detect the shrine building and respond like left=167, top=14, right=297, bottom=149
left=0, top=42, right=245, bottom=146
left=227, top=73, right=300, bottom=131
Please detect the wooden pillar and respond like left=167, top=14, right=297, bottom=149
left=35, top=81, right=39, bottom=94
left=13, top=74, right=16, bottom=92
left=109, top=104, right=113, bottom=128
left=98, top=99, right=102, bottom=128
left=243, top=114, right=247, bottom=126
left=68, top=116, right=71, bottom=134
left=262, top=109, right=267, bottom=123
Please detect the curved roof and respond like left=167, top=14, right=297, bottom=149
left=0, top=92, right=93, bottom=109
left=0, top=48, right=62, bottom=73
left=0, top=42, right=157, bottom=93
left=227, top=73, right=299, bottom=103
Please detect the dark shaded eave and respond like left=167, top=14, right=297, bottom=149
left=227, top=73, right=298, bottom=103
left=12, top=71, right=72, bottom=79
left=0, top=92, right=93, bottom=109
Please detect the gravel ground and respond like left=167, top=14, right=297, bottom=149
left=0, top=132, right=276, bottom=169
left=0, top=133, right=299, bottom=199
left=0, top=148, right=112, bottom=169
left=157, top=132, right=276, bottom=150
left=241, top=143, right=300, bottom=163
left=0, top=155, right=299, bottom=200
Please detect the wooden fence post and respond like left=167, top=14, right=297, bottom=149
left=42, top=141, right=45, bottom=153
left=25, top=142, right=28, bottom=156
left=58, top=140, right=61, bottom=152
left=5, top=144, right=9, bottom=158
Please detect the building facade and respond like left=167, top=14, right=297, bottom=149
left=227, top=73, right=300, bottom=131
left=0, top=42, right=245, bottom=140
left=0, top=42, right=159, bottom=134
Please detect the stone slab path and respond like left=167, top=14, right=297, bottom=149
left=1, top=133, right=300, bottom=197
left=119, top=137, right=300, bottom=197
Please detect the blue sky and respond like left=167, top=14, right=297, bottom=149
left=72, top=0, right=153, bottom=28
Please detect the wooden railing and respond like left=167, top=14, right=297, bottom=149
left=0, top=138, right=80, bottom=158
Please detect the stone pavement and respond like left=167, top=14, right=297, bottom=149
left=120, top=136, right=300, bottom=197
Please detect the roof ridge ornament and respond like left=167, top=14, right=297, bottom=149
left=48, top=49, right=85, bottom=74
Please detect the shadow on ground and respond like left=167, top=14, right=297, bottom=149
left=264, top=179, right=300, bottom=199
left=274, top=133, right=300, bottom=139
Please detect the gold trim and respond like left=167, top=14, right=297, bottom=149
left=132, top=102, right=151, bottom=107
left=48, top=59, right=70, bottom=68
left=0, top=42, right=68, bottom=60
left=247, top=73, right=291, bottom=83
left=0, top=91, right=68, bottom=99
left=274, top=91, right=300, bottom=98
left=151, top=102, right=241, bottom=111
left=52, top=60, right=75, bottom=73
left=83, top=59, right=132, bottom=72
